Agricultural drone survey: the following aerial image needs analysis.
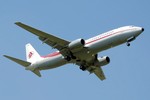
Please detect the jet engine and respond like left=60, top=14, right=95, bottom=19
left=97, top=56, right=110, bottom=66
left=68, top=38, right=85, bottom=52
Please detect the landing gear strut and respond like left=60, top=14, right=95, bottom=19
left=126, top=36, right=136, bottom=47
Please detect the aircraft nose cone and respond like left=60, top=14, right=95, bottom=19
left=141, top=28, right=144, bottom=32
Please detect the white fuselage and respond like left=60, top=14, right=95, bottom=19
left=30, top=26, right=143, bottom=70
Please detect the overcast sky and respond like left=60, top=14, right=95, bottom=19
left=0, top=0, right=149, bottom=100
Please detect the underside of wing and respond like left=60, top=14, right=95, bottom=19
left=15, top=22, right=70, bottom=50
left=93, top=67, right=106, bottom=80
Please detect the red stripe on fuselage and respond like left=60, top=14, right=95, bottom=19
left=41, top=52, right=61, bottom=58
left=85, top=33, right=114, bottom=45
left=42, top=28, right=133, bottom=58
left=85, top=29, right=132, bottom=45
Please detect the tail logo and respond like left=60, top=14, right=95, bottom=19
left=28, top=51, right=34, bottom=59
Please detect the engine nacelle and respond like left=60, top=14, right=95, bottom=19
left=97, top=56, right=110, bottom=66
left=68, top=38, right=85, bottom=52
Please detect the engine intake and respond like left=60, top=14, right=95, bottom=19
left=97, top=56, right=110, bottom=66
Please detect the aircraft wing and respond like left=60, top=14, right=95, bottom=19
left=93, top=67, right=106, bottom=80
left=86, top=65, right=106, bottom=80
left=15, top=22, right=70, bottom=51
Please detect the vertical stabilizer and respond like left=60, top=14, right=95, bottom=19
left=26, top=43, right=41, bottom=63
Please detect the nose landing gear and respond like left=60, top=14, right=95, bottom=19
left=126, top=36, right=136, bottom=47
left=126, top=42, right=130, bottom=46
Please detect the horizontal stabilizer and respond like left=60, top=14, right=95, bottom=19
left=4, top=55, right=31, bottom=67
left=32, top=70, right=41, bottom=77
left=4, top=55, right=42, bottom=77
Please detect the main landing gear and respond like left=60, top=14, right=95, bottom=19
left=64, top=56, right=71, bottom=61
left=64, top=52, right=76, bottom=61
left=80, top=65, right=86, bottom=71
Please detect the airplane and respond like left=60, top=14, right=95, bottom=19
left=4, top=22, right=144, bottom=80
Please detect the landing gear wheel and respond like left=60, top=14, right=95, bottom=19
left=71, top=55, right=76, bottom=59
left=80, top=66, right=86, bottom=71
left=70, top=52, right=76, bottom=59
left=64, top=56, right=71, bottom=61
left=126, top=42, right=130, bottom=46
